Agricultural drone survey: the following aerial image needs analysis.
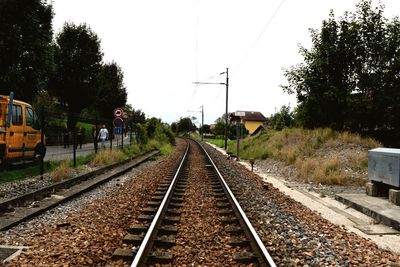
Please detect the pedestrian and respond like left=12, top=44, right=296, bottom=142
left=98, top=125, right=109, bottom=149
left=92, top=126, right=98, bottom=151
left=76, top=127, right=84, bottom=149
left=63, top=127, right=70, bottom=149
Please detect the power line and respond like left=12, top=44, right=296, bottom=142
left=192, top=0, right=200, bottom=106
left=233, top=0, right=286, bottom=74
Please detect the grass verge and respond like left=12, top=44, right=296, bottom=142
left=0, top=161, right=58, bottom=183
left=225, top=128, right=381, bottom=186
left=0, top=137, right=174, bottom=184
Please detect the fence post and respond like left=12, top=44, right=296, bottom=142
left=40, top=107, right=45, bottom=179
left=94, top=118, right=98, bottom=154
left=130, top=123, right=133, bottom=145
left=110, top=124, right=113, bottom=151
left=121, top=124, right=124, bottom=149
left=73, top=126, right=76, bottom=167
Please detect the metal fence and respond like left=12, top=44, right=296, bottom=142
left=2, top=108, right=137, bottom=176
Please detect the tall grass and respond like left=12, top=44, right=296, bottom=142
left=227, top=128, right=381, bottom=186
left=91, top=149, right=127, bottom=166
left=51, top=160, right=74, bottom=182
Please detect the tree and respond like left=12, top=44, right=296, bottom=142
left=170, top=122, right=178, bottom=133
left=283, top=11, right=352, bottom=129
left=94, top=62, right=127, bottom=121
left=177, top=117, right=195, bottom=134
left=282, top=0, right=400, bottom=141
left=212, top=120, right=225, bottom=137
left=0, top=0, right=53, bottom=101
left=269, top=105, right=295, bottom=130
left=146, top=117, right=160, bottom=139
left=124, top=104, right=146, bottom=128
left=51, top=23, right=103, bottom=130
left=228, top=123, right=248, bottom=140
left=201, top=124, right=211, bottom=134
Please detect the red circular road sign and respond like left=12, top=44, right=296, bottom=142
left=113, top=117, right=124, bottom=127
left=113, top=108, right=124, bottom=117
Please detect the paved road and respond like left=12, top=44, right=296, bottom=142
left=45, top=135, right=132, bottom=162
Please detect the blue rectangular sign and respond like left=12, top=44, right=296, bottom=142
left=114, top=127, right=122, bottom=135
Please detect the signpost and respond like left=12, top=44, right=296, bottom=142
left=113, top=108, right=124, bottom=118
left=113, top=117, right=124, bottom=128
left=113, top=108, right=124, bottom=148
left=114, top=127, right=122, bottom=135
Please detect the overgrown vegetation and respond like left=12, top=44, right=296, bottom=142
left=283, top=0, right=400, bottom=146
left=51, top=160, right=74, bottom=182
left=0, top=161, right=58, bottom=183
left=0, top=117, right=175, bottom=183
left=204, top=138, right=231, bottom=149
left=90, top=149, right=127, bottom=167
left=229, top=128, right=380, bottom=185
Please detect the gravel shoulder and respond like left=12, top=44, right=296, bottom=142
left=205, top=143, right=399, bottom=265
left=1, top=141, right=186, bottom=266
left=2, top=140, right=400, bottom=266
left=209, top=143, right=400, bottom=257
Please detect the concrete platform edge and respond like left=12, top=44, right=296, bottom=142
left=334, top=194, right=400, bottom=231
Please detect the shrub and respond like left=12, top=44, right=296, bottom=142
left=229, top=127, right=381, bottom=186
left=312, top=157, right=347, bottom=185
left=296, top=158, right=317, bottom=182
left=51, top=160, right=73, bottom=182
left=91, top=149, right=127, bottom=166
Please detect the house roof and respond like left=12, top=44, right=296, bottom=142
left=250, top=125, right=266, bottom=136
left=237, top=111, right=267, bottom=122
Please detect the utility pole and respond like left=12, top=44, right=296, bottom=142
left=192, top=67, right=229, bottom=150
left=201, top=105, right=204, bottom=141
left=224, top=68, right=229, bottom=150
left=188, top=105, right=204, bottom=141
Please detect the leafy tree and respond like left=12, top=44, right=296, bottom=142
left=201, top=124, right=211, bottom=134
left=269, top=105, right=295, bottom=130
left=170, top=122, right=178, bottom=133
left=134, top=123, right=147, bottom=144
left=94, top=62, right=127, bottom=121
left=283, top=0, right=400, bottom=141
left=177, top=117, right=195, bottom=134
left=212, top=120, right=225, bottom=137
left=0, top=0, right=53, bottom=101
left=50, top=23, right=103, bottom=130
left=32, top=90, right=57, bottom=117
left=283, top=11, right=352, bottom=129
left=124, top=104, right=146, bottom=125
left=228, top=123, right=248, bottom=139
left=146, top=117, right=160, bottom=139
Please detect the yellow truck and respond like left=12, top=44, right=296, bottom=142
left=0, top=92, right=45, bottom=165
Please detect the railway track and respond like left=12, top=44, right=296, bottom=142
left=113, top=139, right=276, bottom=266
left=0, top=150, right=159, bottom=231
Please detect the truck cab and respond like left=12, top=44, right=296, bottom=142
left=0, top=93, right=45, bottom=165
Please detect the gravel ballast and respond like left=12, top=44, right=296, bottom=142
left=203, top=143, right=399, bottom=266
left=1, top=141, right=186, bottom=266
left=2, top=139, right=399, bottom=266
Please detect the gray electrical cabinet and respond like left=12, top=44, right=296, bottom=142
left=368, top=148, right=400, bottom=187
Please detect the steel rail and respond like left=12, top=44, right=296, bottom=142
left=130, top=142, right=190, bottom=267
left=198, top=140, right=277, bottom=267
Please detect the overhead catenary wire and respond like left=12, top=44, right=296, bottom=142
left=191, top=0, right=200, bottom=106
left=191, top=1, right=286, bottom=123
left=232, top=0, right=286, bottom=75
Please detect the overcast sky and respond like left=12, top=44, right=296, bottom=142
left=52, top=0, right=400, bottom=125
